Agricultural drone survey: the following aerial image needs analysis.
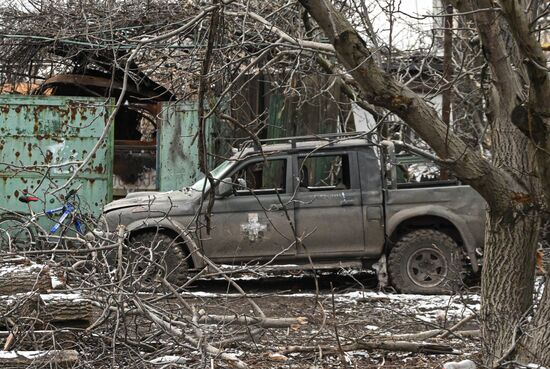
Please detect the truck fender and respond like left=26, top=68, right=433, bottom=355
left=125, top=217, right=205, bottom=269
left=386, top=205, right=480, bottom=272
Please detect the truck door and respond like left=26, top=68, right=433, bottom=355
left=202, top=155, right=297, bottom=262
left=293, top=151, right=365, bottom=256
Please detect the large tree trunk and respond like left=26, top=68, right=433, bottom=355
left=470, top=5, right=540, bottom=364
left=481, top=211, right=539, bottom=366
left=461, top=1, right=548, bottom=364
left=496, top=3, right=550, bottom=363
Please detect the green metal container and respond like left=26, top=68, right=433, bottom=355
left=0, top=96, right=114, bottom=222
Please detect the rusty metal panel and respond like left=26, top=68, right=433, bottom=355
left=158, top=102, right=215, bottom=191
left=0, top=95, right=113, bottom=217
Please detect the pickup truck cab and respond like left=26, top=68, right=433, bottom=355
left=104, top=133, right=486, bottom=293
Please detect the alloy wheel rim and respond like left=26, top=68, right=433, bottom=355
left=406, top=247, right=448, bottom=288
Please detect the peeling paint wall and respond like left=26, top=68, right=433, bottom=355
left=158, top=102, right=218, bottom=191
left=0, top=96, right=114, bottom=218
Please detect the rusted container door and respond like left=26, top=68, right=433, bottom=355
left=0, top=96, right=114, bottom=217
left=158, top=102, right=216, bottom=191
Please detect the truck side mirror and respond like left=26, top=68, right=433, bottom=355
left=216, top=177, right=234, bottom=197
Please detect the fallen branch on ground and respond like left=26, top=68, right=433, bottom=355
left=387, top=314, right=477, bottom=340
left=133, top=296, right=249, bottom=369
left=197, top=314, right=308, bottom=329
left=278, top=340, right=460, bottom=355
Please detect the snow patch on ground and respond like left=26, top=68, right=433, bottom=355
left=181, top=289, right=481, bottom=324
left=41, top=293, right=85, bottom=302
left=149, top=355, right=189, bottom=364
left=0, top=350, right=52, bottom=359
left=526, top=365, right=547, bottom=369
left=336, top=291, right=480, bottom=322
left=50, top=275, right=65, bottom=289
left=348, top=350, right=370, bottom=358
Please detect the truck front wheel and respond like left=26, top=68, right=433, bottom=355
left=129, top=232, right=190, bottom=290
left=388, top=229, right=465, bottom=294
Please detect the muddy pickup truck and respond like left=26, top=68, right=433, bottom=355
left=103, top=133, right=486, bottom=293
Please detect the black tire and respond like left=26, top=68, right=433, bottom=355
left=0, top=214, right=38, bottom=252
left=388, top=229, right=465, bottom=294
left=128, top=232, right=190, bottom=290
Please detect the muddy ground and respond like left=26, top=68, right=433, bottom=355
left=89, top=272, right=481, bottom=369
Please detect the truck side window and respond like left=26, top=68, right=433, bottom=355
left=232, top=159, right=286, bottom=195
left=298, top=154, right=350, bottom=191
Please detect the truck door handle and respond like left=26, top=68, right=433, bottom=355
left=340, top=200, right=354, bottom=207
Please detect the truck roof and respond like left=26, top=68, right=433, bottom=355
left=235, top=132, right=375, bottom=158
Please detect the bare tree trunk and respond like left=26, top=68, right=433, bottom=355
left=461, top=2, right=547, bottom=364
left=481, top=211, right=539, bottom=366
left=496, top=3, right=550, bottom=364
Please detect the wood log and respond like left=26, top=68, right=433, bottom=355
left=0, top=257, right=32, bottom=266
left=0, top=293, right=91, bottom=328
left=0, top=350, right=78, bottom=367
left=440, top=314, right=476, bottom=338
left=0, top=293, right=41, bottom=318
left=45, top=266, right=67, bottom=290
left=40, top=293, right=92, bottom=325
left=0, top=330, right=77, bottom=350
left=0, top=264, right=52, bottom=294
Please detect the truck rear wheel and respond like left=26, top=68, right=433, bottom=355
left=388, top=229, right=464, bottom=294
left=129, top=232, right=190, bottom=290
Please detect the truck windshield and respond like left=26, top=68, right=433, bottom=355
left=189, top=160, right=234, bottom=192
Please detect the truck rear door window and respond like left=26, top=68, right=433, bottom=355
left=394, top=153, right=458, bottom=188
left=298, top=154, right=350, bottom=191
